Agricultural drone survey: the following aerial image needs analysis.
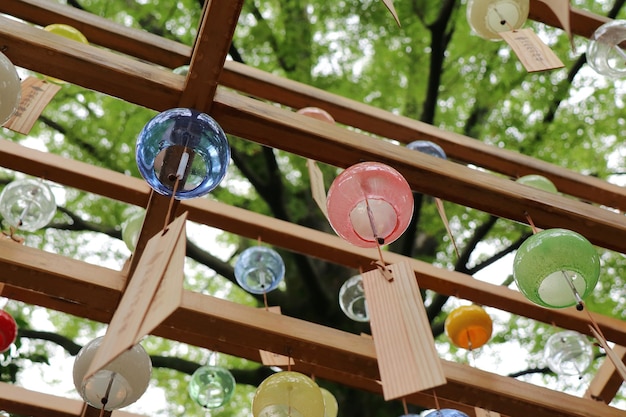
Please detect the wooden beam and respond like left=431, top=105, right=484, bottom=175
left=529, top=0, right=610, bottom=38
left=0, top=382, right=140, bottom=417
left=0, top=0, right=191, bottom=68
left=210, top=90, right=626, bottom=253
left=4, top=20, right=625, bottom=254
left=0, top=15, right=182, bottom=110
left=0, top=246, right=623, bottom=417
left=179, top=0, right=243, bottom=110
left=218, top=60, right=626, bottom=212
left=1, top=139, right=625, bottom=347
left=3, top=15, right=626, bottom=216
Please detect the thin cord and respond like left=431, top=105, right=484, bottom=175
left=524, top=212, right=539, bottom=234
left=163, top=175, right=181, bottom=232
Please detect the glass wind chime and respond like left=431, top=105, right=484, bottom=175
left=188, top=352, right=236, bottom=410
left=72, top=336, right=152, bottom=411
left=0, top=50, right=21, bottom=126
left=512, top=175, right=626, bottom=380
left=587, top=19, right=626, bottom=79
left=0, top=178, right=57, bottom=242
left=0, top=308, right=17, bottom=354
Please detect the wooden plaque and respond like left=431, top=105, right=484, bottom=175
left=3, top=77, right=61, bottom=134
left=362, top=261, right=446, bottom=400
left=499, top=28, right=564, bottom=72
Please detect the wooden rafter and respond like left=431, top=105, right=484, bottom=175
left=0, top=242, right=624, bottom=417
left=1, top=139, right=626, bottom=347
left=2, top=0, right=624, bottom=212
left=2, top=23, right=626, bottom=252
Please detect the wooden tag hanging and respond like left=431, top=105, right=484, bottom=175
left=361, top=261, right=446, bottom=400
left=307, top=159, right=329, bottom=219
left=84, top=212, right=188, bottom=380
left=475, top=408, right=501, bottom=417
left=499, top=28, right=564, bottom=72
left=258, top=306, right=295, bottom=366
left=3, top=77, right=61, bottom=134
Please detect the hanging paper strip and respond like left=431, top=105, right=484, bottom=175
left=362, top=261, right=446, bottom=400
left=84, top=212, right=188, bottom=380
left=307, top=159, right=329, bottom=219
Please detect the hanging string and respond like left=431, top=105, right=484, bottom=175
left=492, top=7, right=516, bottom=31
left=524, top=211, right=539, bottom=234
left=561, top=270, right=584, bottom=311
left=162, top=148, right=189, bottom=232
left=163, top=175, right=181, bottom=233
left=255, top=235, right=270, bottom=311
left=79, top=402, right=88, bottom=417
left=363, top=195, right=393, bottom=281
left=98, top=372, right=117, bottom=417
left=432, top=388, right=441, bottom=410
left=287, top=348, right=293, bottom=372
left=465, top=328, right=476, bottom=367
left=3, top=225, right=24, bottom=244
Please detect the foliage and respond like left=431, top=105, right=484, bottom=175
left=2, top=0, right=626, bottom=416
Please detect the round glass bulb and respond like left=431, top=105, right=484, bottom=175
left=587, top=20, right=626, bottom=79
left=326, top=162, right=414, bottom=248
left=136, top=108, right=230, bottom=199
left=513, top=229, right=600, bottom=309
left=296, top=107, right=335, bottom=124
left=0, top=310, right=18, bottom=353
left=0, top=179, right=56, bottom=232
left=43, top=24, right=89, bottom=84
left=406, top=140, right=447, bottom=159
left=173, top=65, right=190, bottom=76
left=515, top=174, right=558, bottom=193
left=444, top=304, right=493, bottom=350
left=338, top=274, right=369, bottom=322
left=188, top=365, right=236, bottom=409
left=234, top=246, right=285, bottom=294
left=252, top=371, right=325, bottom=417
left=544, top=330, right=594, bottom=376
left=0, top=51, right=21, bottom=125
left=121, top=211, right=145, bottom=252
left=72, top=336, right=152, bottom=410
left=424, top=409, right=470, bottom=417
left=320, top=388, right=338, bottom=417
left=466, top=0, right=529, bottom=40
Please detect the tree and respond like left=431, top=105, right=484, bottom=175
left=2, top=0, right=626, bottom=416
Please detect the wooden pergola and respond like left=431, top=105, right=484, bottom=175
left=0, top=1, right=625, bottom=417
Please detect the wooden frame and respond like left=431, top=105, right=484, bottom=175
left=0, top=1, right=624, bottom=417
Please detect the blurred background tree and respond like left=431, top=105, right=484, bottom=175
left=2, top=0, right=626, bottom=416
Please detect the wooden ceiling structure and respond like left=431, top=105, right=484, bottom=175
left=0, top=1, right=625, bottom=417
